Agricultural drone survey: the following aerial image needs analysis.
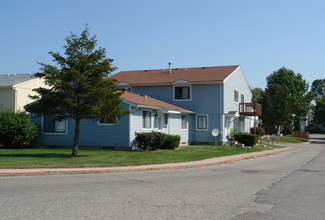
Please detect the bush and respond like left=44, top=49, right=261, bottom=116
left=161, top=134, right=181, bottom=149
left=234, top=133, right=259, bottom=146
left=0, top=110, right=39, bottom=147
left=135, top=131, right=166, bottom=151
left=250, top=127, right=265, bottom=136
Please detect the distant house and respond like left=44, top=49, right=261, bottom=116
left=31, top=64, right=257, bottom=148
left=0, top=74, right=45, bottom=112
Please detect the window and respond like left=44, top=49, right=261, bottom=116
left=233, top=117, right=238, bottom=132
left=181, top=115, right=188, bottom=129
left=142, top=110, right=152, bottom=129
left=121, top=87, right=132, bottom=93
left=164, top=114, right=169, bottom=125
left=98, top=117, right=115, bottom=125
left=174, top=86, right=191, bottom=100
left=197, top=115, right=208, bottom=130
left=234, top=90, right=239, bottom=103
left=241, top=94, right=245, bottom=103
left=43, top=114, right=66, bottom=133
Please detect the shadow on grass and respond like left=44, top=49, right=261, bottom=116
left=0, top=153, right=85, bottom=158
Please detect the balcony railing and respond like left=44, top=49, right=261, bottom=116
left=239, top=103, right=262, bottom=116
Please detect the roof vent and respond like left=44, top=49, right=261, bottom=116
left=202, top=67, right=206, bottom=69
left=169, top=62, right=172, bottom=74
left=144, top=70, right=148, bottom=72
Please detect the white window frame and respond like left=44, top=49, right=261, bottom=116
left=181, top=114, right=188, bottom=130
left=196, top=114, right=208, bottom=130
left=234, top=89, right=239, bottom=103
left=173, top=85, right=191, bottom=101
left=141, top=110, right=153, bottom=130
left=42, top=114, right=67, bottom=135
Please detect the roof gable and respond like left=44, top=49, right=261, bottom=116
left=110, top=65, right=240, bottom=85
left=121, top=92, right=194, bottom=113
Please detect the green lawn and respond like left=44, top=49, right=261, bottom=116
left=0, top=144, right=283, bottom=169
left=261, top=135, right=309, bottom=144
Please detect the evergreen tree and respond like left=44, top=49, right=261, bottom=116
left=25, top=26, right=129, bottom=156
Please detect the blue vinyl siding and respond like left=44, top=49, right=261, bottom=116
left=31, top=103, right=131, bottom=148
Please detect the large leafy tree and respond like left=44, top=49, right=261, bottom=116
left=311, top=78, right=325, bottom=98
left=25, top=27, right=129, bottom=156
left=311, top=78, right=325, bottom=127
left=251, top=87, right=264, bottom=103
left=261, top=67, right=313, bottom=133
left=314, top=97, right=325, bottom=125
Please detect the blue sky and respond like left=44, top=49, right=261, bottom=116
left=1, top=0, right=324, bottom=88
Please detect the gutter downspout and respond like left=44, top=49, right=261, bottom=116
left=13, top=86, right=18, bottom=113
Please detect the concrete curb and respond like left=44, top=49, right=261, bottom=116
left=0, top=147, right=296, bottom=176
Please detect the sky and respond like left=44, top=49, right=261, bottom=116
left=1, top=0, right=324, bottom=89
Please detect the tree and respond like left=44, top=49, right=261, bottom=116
left=25, top=26, right=129, bottom=156
left=311, top=78, right=325, bottom=98
left=314, top=97, right=325, bottom=125
left=261, top=67, right=313, bottom=133
left=251, top=87, right=264, bottom=103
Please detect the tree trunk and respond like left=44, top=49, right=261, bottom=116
left=72, top=118, right=80, bottom=157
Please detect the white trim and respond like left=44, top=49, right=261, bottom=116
left=173, top=85, right=192, bottom=101
left=141, top=109, right=153, bottom=130
left=196, top=114, right=209, bottom=130
left=116, top=82, right=130, bottom=86
left=223, top=65, right=241, bottom=83
left=41, top=114, right=68, bottom=135
left=181, top=114, right=188, bottom=130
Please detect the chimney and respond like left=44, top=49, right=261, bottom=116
left=168, top=62, right=172, bottom=73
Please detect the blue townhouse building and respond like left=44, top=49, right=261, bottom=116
left=31, top=64, right=256, bottom=148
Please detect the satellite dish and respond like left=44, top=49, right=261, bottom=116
left=212, top=128, right=219, bottom=137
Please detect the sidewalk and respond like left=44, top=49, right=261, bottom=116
left=0, top=147, right=296, bottom=176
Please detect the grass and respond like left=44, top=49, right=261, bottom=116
left=0, top=144, right=283, bottom=169
left=261, top=135, right=309, bottom=144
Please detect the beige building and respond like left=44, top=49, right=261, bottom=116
left=0, top=73, right=46, bottom=112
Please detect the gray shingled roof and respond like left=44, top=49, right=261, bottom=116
left=0, top=73, right=36, bottom=88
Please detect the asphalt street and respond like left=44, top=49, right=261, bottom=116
left=1, top=134, right=324, bottom=220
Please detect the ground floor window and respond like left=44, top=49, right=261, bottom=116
left=197, top=115, right=208, bottom=130
left=43, top=114, right=66, bottom=133
left=181, top=115, right=188, bottom=129
left=142, top=110, right=152, bottom=129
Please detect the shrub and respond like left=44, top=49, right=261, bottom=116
left=0, top=110, right=39, bottom=147
left=234, top=133, right=259, bottom=146
left=161, top=134, right=181, bottom=149
left=135, top=131, right=166, bottom=151
left=250, top=127, right=265, bottom=136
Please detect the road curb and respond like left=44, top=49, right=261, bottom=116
left=0, top=147, right=296, bottom=176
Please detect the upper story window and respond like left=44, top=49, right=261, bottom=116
left=241, top=94, right=245, bottom=103
left=121, top=87, right=132, bottom=93
left=234, top=90, right=239, bottom=103
left=43, top=114, right=66, bottom=134
left=142, top=110, right=152, bottom=129
left=174, top=86, right=191, bottom=100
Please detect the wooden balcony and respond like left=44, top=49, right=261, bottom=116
left=239, top=103, right=262, bottom=116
